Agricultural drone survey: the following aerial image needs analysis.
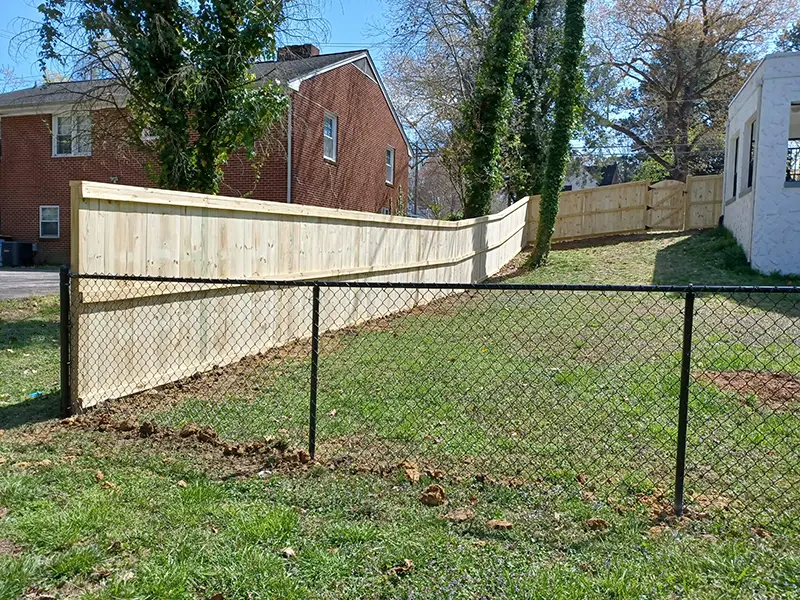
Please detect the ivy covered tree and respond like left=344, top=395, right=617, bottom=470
left=461, top=0, right=534, bottom=218
left=504, top=0, right=564, bottom=202
left=531, top=0, right=586, bottom=265
left=37, top=0, right=293, bottom=194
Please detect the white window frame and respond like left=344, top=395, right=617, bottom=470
left=140, top=127, right=157, bottom=144
left=39, top=205, right=60, bottom=239
left=323, top=112, right=338, bottom=162
left=385, top=146, right=395, bottom=185
left=52, top=111, right=92, bottom=157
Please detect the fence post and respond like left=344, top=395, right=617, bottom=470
left=59, top=265, right=72, bottom=418
left=674, top=284, right=695, bottom=518
left=308, top=284, right=320, bottom=459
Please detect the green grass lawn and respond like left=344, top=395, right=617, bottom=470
left=1, top=228, right=799, bottom=599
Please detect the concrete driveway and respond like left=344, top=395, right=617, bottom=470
left=0, top=269, right=60, bottom=299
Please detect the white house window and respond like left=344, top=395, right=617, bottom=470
left=53, top=113, right=92, bottom=157
left=731, top=135, right=739, bottom=197
left=787, top=103, right=800, bottom=185
left=385, top=147, right=395, bottom=185
left=787, top=139, right=800, bottom=183
left=39, top=205, right=60, bottom=238
left=323, top=112, right=337, bottom=161
left=141, top=127, right=157, bottom=143
left=746, top=119, right=756, bottom=189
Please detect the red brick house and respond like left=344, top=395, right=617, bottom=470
left=0, top=45, right=410, bottom=264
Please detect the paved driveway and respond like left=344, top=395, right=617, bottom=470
left=0, top=269, right=60, bottom=299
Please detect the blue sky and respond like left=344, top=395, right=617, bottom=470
left=0, top=0, right=389, bottom=87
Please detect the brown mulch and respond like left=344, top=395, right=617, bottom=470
left=696, top=370, right=800, bottom=411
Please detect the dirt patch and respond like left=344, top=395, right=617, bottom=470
left=56, top=414, right=312, bottom=480
left=0, top=539, right=22, bottom=556
left=697, top=370, right=800, bottom=411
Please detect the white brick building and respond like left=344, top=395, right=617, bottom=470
left=723, top=53, right=800, bottom=275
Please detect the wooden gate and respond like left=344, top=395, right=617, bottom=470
left=646, top=179, right=686, bottom=231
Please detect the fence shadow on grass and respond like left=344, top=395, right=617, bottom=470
left=0, top=391, right=60, bottom=429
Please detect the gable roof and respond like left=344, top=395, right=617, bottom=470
left=0, top=49, right=410, bottom=155
left=252, top=50, right=365, bottom=84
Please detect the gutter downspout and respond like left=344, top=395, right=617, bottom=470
left=286, top=95, right=293, bottom=204
left=747, top=83, right=762, bottom=262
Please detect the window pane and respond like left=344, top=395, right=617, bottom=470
left=56, top=135, right=73, bottom=155
left=41, top=207, right=59, bottom=221
left=323, top=114, right=336, bottom=160
left=788, top=139, right=800, bottom=183
left=56, top=116, right=72, bottom=136
left=386, top=148, right=394, bottom=183
left=74, top=115, right=91, bottom=154
left=40, top=221, right=58, bottom=237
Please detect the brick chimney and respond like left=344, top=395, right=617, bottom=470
left=277, top=44, right=321, bottom=61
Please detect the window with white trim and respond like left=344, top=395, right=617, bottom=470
left=731, top=135, right=739, bottom=197
left=746, top=118, right=756, bottom=189
left=141, top=127, right=157, bottom=143
left=39, top=205, right=60, bottom=238
left=53, top=113, right=92, bottom=157
left=323, top=112, right=337, bottom=161
left=385, top=147, right=395, bottom=185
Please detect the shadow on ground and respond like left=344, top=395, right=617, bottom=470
left=652, top=228, right=800, bottom=318
left=0, top=391, right=60, bottom=429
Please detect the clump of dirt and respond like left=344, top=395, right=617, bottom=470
left=697, top=370, right=800, bottom=411
left=58, top=413, right=312, bottom=478
left=0, top=539, right=22, bottom=556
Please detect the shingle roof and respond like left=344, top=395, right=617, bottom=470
left=252, top=50, right=366, bottom=84
left=0, top=50, right=366, bottom=110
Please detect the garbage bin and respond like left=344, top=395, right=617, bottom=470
left=1, top=242, right=35, bottom=267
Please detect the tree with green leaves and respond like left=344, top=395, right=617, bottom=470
left=504, top=0, right=564, bottom=202
left=585, top=0, right=793, bottom=183
left=37, top=0, right=294, bottom=194
left=461, top=0, right=534, bottom=218
left=530, top=0, right=586, bottom=265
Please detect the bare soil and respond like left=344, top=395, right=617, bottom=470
left=697, top=370, right=800, bottom=411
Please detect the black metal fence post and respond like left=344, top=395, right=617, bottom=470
left=674, top=284, right=695, bottom=518
left=309, top=284, right=321, bottom=459
left=59, top=265, right=72, bottom=418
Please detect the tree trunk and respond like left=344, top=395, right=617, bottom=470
left=530, top=0, right=587, bottom=265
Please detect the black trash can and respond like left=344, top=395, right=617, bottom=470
left=1, top=242, right=35, bottom=267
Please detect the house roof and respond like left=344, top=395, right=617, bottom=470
left=598, top=164, right=619, bottom=186
left=0, top=49, right=410, bottom=154
left=252, top=50, right=366, bottom=84
left=0, top=50, right=366, bottom=112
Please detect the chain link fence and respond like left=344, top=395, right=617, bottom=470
left=63, top=271, right=800, bottom=526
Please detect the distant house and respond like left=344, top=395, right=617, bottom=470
left=723, top=52, right=800, bottom=275
left=0, top=45, right=410, bottom=263
left=562, top=161, right=620, bottom=191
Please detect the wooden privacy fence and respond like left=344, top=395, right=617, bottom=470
left=67, top=175, right=722, bottom=411
left=68, top=180, right=530, bottom=409
left=529, top=174, right=723, bottom=242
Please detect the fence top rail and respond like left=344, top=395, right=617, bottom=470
left=67, top=271, right=800, bottom=294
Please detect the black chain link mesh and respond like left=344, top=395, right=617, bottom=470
left=69, top=276, right=800, bottom=525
